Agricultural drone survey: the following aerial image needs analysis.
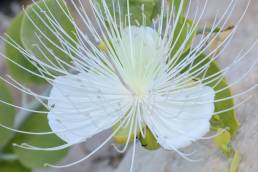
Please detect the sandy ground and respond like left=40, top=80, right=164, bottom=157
left=1, top=0, right=258, bottom=172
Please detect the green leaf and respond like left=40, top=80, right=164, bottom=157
left=169, top=0, right=188, bottom=16
left=96, top=0, right=160, bottom=26
left=204, top=59, right=240, bottom=137
left=0, top=80, right=16, bottom=149
left=21, top=0, right=77, bottom=75
left=194, top=54, right=239, bottom=153
left=129, top=0, right=160, bottom=25
left=171, top=17, right=197, bottom=57
left=230, top=151, right=241, bottom=172
left=96, top=0, right=126, bottom=17
left=0, top=161, right=31, bottom=172
left=5, top=12, right=46, bottom=85
left=213, top=129, right=233, bottom=157
left=214, top=129, right=231, bottom=147
left=13, top=107, right=68, bottom=169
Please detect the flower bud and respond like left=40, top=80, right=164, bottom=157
left=112, top=120, right=140, bottom=145
left=139, top=127, right=160, bottom=150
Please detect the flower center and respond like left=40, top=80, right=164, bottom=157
left=115, top=26, right=166, bottom=99
left=132, top=83, right=147, bottom=98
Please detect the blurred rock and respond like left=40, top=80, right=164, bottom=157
left=0, top=0, right=20, bottom=16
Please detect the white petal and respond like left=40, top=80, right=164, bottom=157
left=145, top=84, right=215, bottom=150
left=115, top=27, right=167, bottom=83
left=48, top=72, right=130, bottom=144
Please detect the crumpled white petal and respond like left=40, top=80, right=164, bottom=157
left=48, top=72, right=131, bottom=144
left=144, top=84, right=215, bottom=150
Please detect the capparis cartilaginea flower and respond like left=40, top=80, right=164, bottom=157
left=0, top=0, right=257, bottom=171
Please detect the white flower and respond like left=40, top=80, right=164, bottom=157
left=48, top=26, right=215, bottom=151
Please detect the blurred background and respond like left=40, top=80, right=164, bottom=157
left=0, top=0, right=258, bottom=171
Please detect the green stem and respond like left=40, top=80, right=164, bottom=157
left=0, top=153, right=18, bottom=161
left=197, top=26, right=234, bottom=35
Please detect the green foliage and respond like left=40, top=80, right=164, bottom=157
left=230, top=151, right=241, bottom=172
left=96, top=0, right=160, bottom=26
left=128, top=0, right=160, bottom=25
left=171, top=17, right=196, bottom=57
left=13, top=107, right=68, bottom=168
left=5, top=13, right=46, bottom=84
left=5, top=0, right=77, bottom=84
left=0, top=81, right=16, bottom=149
left=0, top=161, right=31, bottom=172
left=169, top=0, right=188, bottom=16
left=201, top=57, right=240, bottom=137
left=213, top=129, right=233, bottom=157
left=21, top=0, right=77, bottom=75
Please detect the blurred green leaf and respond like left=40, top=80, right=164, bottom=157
left=5, top=12, right=46, bottom=84
left=0, top=80, right=16, bottom=149
left=214, top=129, right=231, bottom=147
left=129, top=0, right=160, bottom=25
left=0, top=161, right=31, bottom=172
left=169, top=0, right=188, bottom=16
left=213, top=129, right=233, bottom=157
left=202, top=57, right=240, bottom=137
left=21, top=0, right=77, bottom=75
left=96, top=0, right=160, bottom=26
left=230, top=151, right=241, bottom=172
left=171, top=17, right=196, bottom=57
left=197, top=55, right=239, bottom=154
left=13, top=107, right=68, bottom=169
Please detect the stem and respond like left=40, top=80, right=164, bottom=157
left=21, top=92, right=28, bottom=107
left=0, top=153, right=18, bottom=161
left=197, top=25, right=234, bottom=35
